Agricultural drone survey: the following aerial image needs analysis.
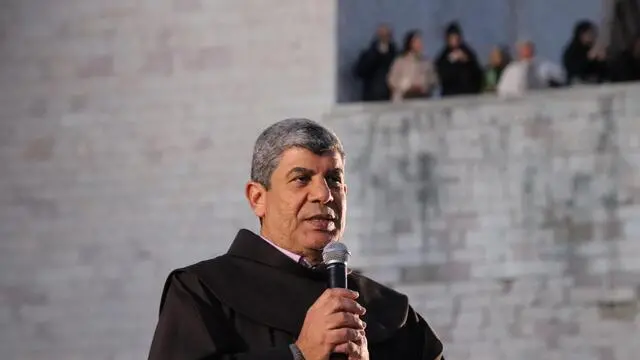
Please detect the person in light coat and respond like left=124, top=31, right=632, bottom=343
left=497, top=41, right=565, bottom=98
left=387, top=30, right=439, bottom=102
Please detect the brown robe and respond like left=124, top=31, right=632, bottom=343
left=147, top=229, right=444, bottom=359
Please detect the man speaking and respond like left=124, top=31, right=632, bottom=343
left=147, top=119, right=444, bottom=360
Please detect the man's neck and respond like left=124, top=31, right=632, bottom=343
left=259, top=232, right=300, bottom=261
left=259, top=230, right=323, bottom=265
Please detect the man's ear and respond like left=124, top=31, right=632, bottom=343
left=245, top=181, right=267, bottom=218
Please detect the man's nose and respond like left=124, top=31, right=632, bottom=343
left=309, top=178, right=333, bottom=204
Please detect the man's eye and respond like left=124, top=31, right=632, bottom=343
left=294, top=176, right=311, bottom=183
left=327, top=176, right=343, bottom=185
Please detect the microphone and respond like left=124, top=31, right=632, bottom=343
left=323, top=242, right=352, bottom=360
left=322, top=242, right=351, bottom=289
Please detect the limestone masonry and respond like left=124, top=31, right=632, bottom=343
left=0, top=1, right=638, bottom=360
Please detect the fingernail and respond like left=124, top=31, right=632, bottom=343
left=352, top=291, right=359, bottom=297
left=361, top=321, right=367, bottom=329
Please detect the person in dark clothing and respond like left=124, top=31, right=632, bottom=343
left=354, top=24, right=397, bottom=102
left=610, top=36, right=640, bottom=82
left=435, top=22, right=483, bottom=96
left=148, top=118, right=446, bottom=360
left=562, top=20, right=608, bottom=84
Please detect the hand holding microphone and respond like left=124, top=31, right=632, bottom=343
left=294, top=243, right=369, bottom=360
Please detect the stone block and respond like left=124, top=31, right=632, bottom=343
left=610, top=270, right=640, bottom=288
left=569, top=287, right=608, bottom=304
left=422, top=296, right=456, bottom=312
left=400, top=262, right=471, bottom=283
left=448, top=280, right=502, bottom=296
left=451, top=246, right=486, bottom=262
left=460, top=294, right=494, bottom=311
left=577, top=241, right=613, bottom=257
left=359, top=266, right=401, bottom=285
left=422, top=308, right=454, bottom=327
left=478, top=214, right=512, bottom=229
left=450, top=325, right=483, bottom=342
left=623, top=220, right=640, bottom=237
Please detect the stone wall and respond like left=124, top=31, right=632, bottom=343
left=1, top=1, right=639, bottom=359
left=0, top=1, right=336, bottom=359
left=325, top=84, right=640, bottom=360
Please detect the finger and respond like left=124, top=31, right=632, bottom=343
left=324, top=288, right=359, bottom=300
left=333, top=342, right=351, bottom=354
left=310, top=289, right=359, bottom=313
left=326, top=328, right=365, bottom=346
left=326, top=312, right=366, bottom=330
left=327, top=297, right=366, bottom=316
left=333, top=341, right=362, bottom=358
left=351, top=331, right=367, bottom=345
left=359, top=333, right=368, bottom=346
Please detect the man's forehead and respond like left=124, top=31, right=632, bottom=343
left=278, top=147, right=345, bottom=170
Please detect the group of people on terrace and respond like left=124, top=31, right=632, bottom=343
left=353, top=20, right=640, bottom=101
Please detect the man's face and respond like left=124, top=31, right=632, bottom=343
left=248, top=147, right=347, bottom=260
left=519, top=42, right=535, bottom=60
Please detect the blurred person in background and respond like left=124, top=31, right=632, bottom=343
left=498, top=40, right=564, bottom=97
left=610, top=36, right=640, bottom=82
left=562, top=20, right=608, bottom=84
left=354, top=24, right=398, bottom=102
left=484, top=45, right=511, bottom=92
left=387, top=30, right=439, bottom=101
left=435, top=22, right=484, bottom=96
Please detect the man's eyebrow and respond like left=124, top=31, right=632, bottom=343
left=286, top=167, right=314, bottom=177
left=285, top=167, right=343, bottom=177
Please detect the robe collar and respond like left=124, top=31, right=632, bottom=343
left=190, top=229, right=408, bottom=344
left=227, top=229, right=328, bottom=279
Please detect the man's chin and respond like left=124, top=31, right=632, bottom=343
left=306, top=230, right=340, bottom=249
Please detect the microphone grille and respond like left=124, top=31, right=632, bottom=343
left=322, top=242, right=351, bottom=265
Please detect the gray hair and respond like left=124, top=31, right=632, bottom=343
left=250, top=118, right=345, bottom=189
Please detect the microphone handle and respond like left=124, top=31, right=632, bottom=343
left=326, top=263, right=347, bottom=289
left=326, top=262, right=348, bottom=360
